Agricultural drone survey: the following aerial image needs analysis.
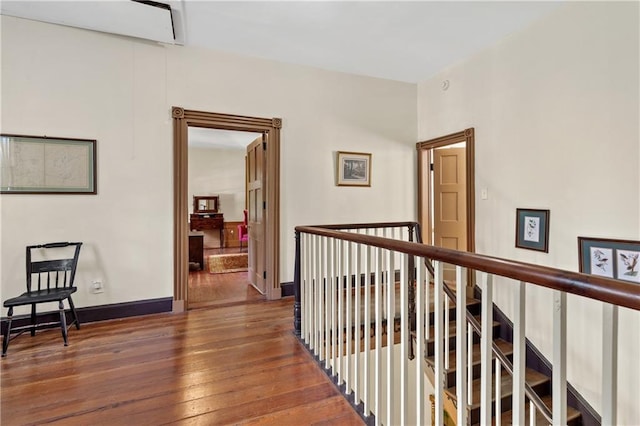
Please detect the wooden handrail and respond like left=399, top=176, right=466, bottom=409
left=295, top=225, right=640, bottom=311
left=302, top=221, right=419, bottom=230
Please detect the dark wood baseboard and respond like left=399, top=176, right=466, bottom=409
left=281, top=281, right=294, bottom=297
left=474, top=286, right=600, bottom=426
left=1, top=297, right=172, bottom=336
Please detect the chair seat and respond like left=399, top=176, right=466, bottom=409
left=3, top=287, right=78, bottom=307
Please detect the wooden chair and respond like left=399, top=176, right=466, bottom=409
left=2, top=242, right=83, bottom=357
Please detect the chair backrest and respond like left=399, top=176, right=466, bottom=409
left=26, top=242, right=83, bottom=294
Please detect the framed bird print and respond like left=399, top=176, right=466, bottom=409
left=515, top=208, right=550, bottom=252
left=578, top=237, right=640, bottom=283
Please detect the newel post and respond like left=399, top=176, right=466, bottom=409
left=293, top=229, right=301, bottom=336
left=407, top=224, right=416, bottom=359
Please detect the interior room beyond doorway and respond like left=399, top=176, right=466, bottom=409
left=187, top=127, right=264, bottom=307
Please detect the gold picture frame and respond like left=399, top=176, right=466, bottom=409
left=336, top=151, right=371, bottom=187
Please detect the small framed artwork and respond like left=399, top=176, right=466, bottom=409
left=578, top=237, right=640, bottom=283
left=336, top=151, right=371, bottom=187
left=0, top=134, right=97, bottom=194
left=515, top=208, right=550, bottom=252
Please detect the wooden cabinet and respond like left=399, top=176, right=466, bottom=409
left=189, top=213, right=224, bottom=247
left=190, top=213, right=223, bottom=231
left=188, top=233, right=204, bottom=270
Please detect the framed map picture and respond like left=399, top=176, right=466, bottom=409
left=578, top=237, right=640, bottom=283
left=0, top=134, right=96, bottom=194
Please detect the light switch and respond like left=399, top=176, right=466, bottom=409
left=481, top=188, right=488, bottom=200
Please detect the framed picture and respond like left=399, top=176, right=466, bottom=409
left=578, top=237, right=640, bottom=283
left=336, top=151, right=371, bottom=187
left=515, top=208, right=550, bottom=252
left=0, top=134, right=96, bottom=194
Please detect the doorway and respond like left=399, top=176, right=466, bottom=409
left=417, top=128, right=475, bottom=284
left=186, top=128, right=263, bottom=308
left=172, top=107, right=282, bottom=311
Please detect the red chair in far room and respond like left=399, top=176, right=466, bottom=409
left=238, top=210, right=249, bottom=252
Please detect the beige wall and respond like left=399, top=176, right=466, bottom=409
left=0, top=16, right=417, bottom=309
left=188, top=146, right=245, bottom=221
left=417, top=3, right=639, bottom=423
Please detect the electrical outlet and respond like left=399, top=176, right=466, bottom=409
left=91, top=280, right=104, bottom=294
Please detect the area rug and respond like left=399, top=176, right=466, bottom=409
left=208, top=253, right=248, bottom=273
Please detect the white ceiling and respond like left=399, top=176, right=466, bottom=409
left=182, top=1, right=563, bottom=83
left=1, top=1, right=564, bottom=145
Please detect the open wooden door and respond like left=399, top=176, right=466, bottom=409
left=433, top=147, right=467, bottom=282
left=247, top=134, right=266, bottom=293
left=416, top=128, right=475, bottom=286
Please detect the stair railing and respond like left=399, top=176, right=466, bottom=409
left=414, top=225, right=555, bottom=425
left=293, top=223, right=640, bottom=426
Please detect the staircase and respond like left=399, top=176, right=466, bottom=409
left=424, top=284, right=582, bottom=425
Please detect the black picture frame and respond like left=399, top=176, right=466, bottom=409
left=515, top=208, right=550, bottom=252
left=0, top=134, right=97, bottom=194
left=578, top=237, right=640, bottom=283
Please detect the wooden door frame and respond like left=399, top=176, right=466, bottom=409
left=172, top=107, right=282, bottom=311
left=417, top=128, right=475, bottom=254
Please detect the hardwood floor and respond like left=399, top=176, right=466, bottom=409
left=188, top=247, right=264, bottom=309
left=0, top=299, right=364, bottom=425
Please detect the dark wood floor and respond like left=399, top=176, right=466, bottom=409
left=188, top=247, right=264, bottom=309
left=0, top=298, right=364, bottom=425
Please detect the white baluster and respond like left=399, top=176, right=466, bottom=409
left=455, top=266, right=468, bottom=426
left=495, top=358, right=501, bottom=426
left=336, top=238, right=342, bottom=382
left=468, top=323, right=473, bottom=405
left=602, top=303, right=618, bottom=426
left=444, top=295, right=450, bottom=370
left=354, top=242, right=362, bottom=405
left=434, top=260, right=444, bottom=426
left=386, top=248, right=395, bottom=426
left=513, top=281, right=526, bottom=425
left=480, top=273, right=494, bottom=425
left=530, top=400, right=536, bottom=425
left=315, top=235, right=322, bottom=356
left=416, top=254, right=425, bottom=426
left=400, top=253, right=409, bottom=426
left=308, top=235, right=314, bottom=349
left=363, top=245, right=371, bottom=417
left=325, top=238, right=331, bottom=368
left=375, top=247, right=382, bottom=425
left=553, top=290, right=567, bottom=425
left=300, top=234, right=306, bottom=343
left=345, top=240, right=352, bottom=395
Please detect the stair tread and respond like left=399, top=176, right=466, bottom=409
left=446, top=367, right=549, bottom=407
left=424, top=317, right=501, bottom=343
left=425, top=338, right=512, bottom=370
left=496, top=395, right=581, bottom=425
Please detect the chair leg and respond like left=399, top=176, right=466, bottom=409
left=68, top=296, right=80, bottom=330
left=30, top=304, right=37, bottom=336
left=3, top=307, right=13, bottom=357
left=59, top=300, right=69, bottom=346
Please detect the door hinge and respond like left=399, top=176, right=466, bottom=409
left=263, top=271, right=267, bottom=280
left=263, top=201, right=266, bottom=210
left=430, top=163, right=434, bottom=171
left=263, top=141, right=267, bottom=151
